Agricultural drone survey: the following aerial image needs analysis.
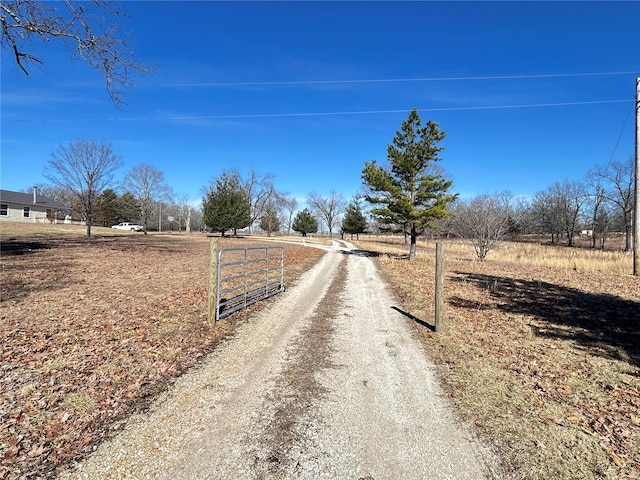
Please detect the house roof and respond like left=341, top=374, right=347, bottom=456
left=0, top=189, right=70, bottom=210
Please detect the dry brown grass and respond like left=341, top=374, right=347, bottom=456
left=357, top=234, right=632, bottom=275
left=482, top=241, right=630, bottom=275
left=354, top=236, right=640, bottom=479
left=0, top=223, right=325, bottom=479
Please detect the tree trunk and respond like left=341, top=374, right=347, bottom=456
left=567, top=230, right=574, bottom=247
left=85, top=206, right=93, bottom=236
left=409, top=226, right=417, bottom=261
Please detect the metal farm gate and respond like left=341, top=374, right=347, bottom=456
left=214, top=245, right=284, bottom=323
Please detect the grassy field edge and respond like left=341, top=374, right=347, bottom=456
left=1, top=224, right=326, bottom=479
left=355, top=237, right=640, bottom=480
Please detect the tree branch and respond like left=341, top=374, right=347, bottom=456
left=1, top=0, right=148, bottom=104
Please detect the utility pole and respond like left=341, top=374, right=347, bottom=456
left=634, top=77, right=639, bottom=275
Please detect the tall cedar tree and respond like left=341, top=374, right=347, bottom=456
left=203, top=171, right=251, bottom=236
left=117, top=192, right=142, bottom=224
left=259, top=202, right=281, bottom=236
left=95, top=190, right=140, bottom=226
left=94, top=189, right=120, bottom=226
left=362, top=109, right=457, bottom=260
left=292, top=209, right=318, bottom=237
left=342, top=199, right=368, bottom=239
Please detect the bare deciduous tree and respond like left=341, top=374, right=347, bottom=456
left=307, top=190, right=347, bottom=238
left=552, top=180, right=587, bottom=247
left=123, top=164, right=171, bottom=234
left=278, top=193, right=298, bottom=235
left=168, top=193, right=192, bottom=232
left=591, top=157, right=635, bottom=252
left=531, top=181, right=586, bottom=246
left=44, top=139, right=122, bottom=236
left=509, top=196, right=535, bottom=236
left=452, top=193, right=510, bottom=261
left=585, top=171, right=608, bottom=248
left=1, top=0, right=148, bottom=103
left=243, top=170, right=276, bottom=234
left=532, top=190, right=564, bottom=244
left=27, top=183, right=77, bottom=218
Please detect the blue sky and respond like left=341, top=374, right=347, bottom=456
left=2, top=1, right=639, bottom=209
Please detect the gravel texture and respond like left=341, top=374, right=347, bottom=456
left=60, top=241, right=496, bottom=479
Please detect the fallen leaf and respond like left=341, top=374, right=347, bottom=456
left=27, top=445, right=47, bottom=457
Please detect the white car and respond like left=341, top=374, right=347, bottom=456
left=111, top=222, right=144, bottom=232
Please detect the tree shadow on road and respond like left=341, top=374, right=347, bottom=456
left=449, top=272, right=640, bottom=368
left=340, top=249, right=411, bottom=260
left=341, top=249, right=380, bottom=257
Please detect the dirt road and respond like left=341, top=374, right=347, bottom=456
left=61, top=241, right=495, bottom=479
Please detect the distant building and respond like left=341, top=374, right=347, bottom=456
left=0, top=188, right=70, bottom=223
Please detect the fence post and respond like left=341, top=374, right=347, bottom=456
left=207, top=238, right=219, bottom=326
left=434, top=242, right=444, bottom=332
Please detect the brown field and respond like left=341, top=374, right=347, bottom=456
left=354, top=235, right=640, bottom=479
left=2, top=223, right=638, bottom=479
left=0, top=223, right=325, bottom=480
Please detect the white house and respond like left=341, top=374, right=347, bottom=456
left=0, top=188, right=70, bottom=223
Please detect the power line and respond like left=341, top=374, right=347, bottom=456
left=12, top=98, right=633, bottom=123
left=164, top=71, right=640, bottom=88
left=114, top=99, right=632, bottom=121
left=608, top=102, right=634, bottom=164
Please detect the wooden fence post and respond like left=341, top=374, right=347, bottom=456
left=434, top=242, right=444, bottom=332
left=207, top=238, right=219, bottom=326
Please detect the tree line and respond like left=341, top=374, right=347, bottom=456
left=33, top=109, right=634, bottom=264
left=200, top=168, right=369, bottom=239
left=29, top=139, right=192, bottom=236
left=33, top=138, right=370, bottom=240
left=449, top=155, right=635, bottom=261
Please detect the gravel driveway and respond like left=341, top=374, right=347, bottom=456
left=60, top=241, right=495, bottom=480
